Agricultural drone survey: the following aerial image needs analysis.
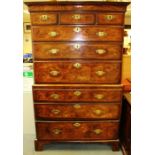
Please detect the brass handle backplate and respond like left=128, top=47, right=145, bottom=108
left=49, top=31, right=58, bottom=37
left=96, top=71, right=106, bottom=76
left=73, top=104, right=81, bottom=109
left=50, top=94, right=60, bottom=99
left=52, top=129, right=62, bottom=135
left=73, top=63, right=82, bottom=69
left=93, top=109, right=103, bottom=115
left=48, top=49, right=59, bottom=54
left=72, top=14, right=81, bottom=20
left=96, top=32, right=107, bottom=37
left=73, top=122, right=81, bottom=128
left=73, top=90, right=82, bottom=97
left=105, top=15, right=114, bottom=20
left=93, top=129, right=103, bottom=135
left=40, top=15, right=48, bottom=21
left=96, top=49, right=106, bottom=55
left=50, top=70, right=60, bottom=76
left=94, top=94, right=104, bottom=100
left=51, top=109, right=60, bottom=115
left=74, top=27, right=81, bottom=33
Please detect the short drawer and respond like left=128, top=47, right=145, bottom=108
left=33, top=42, right=122, bottom=60
left=36, top=121, right=119, bottom=140
left=33, top=85, right=122, bottom=102
left=34, top=61, right=121, bottom=84
left=97, top=13, right=124, bottom=25
left=32, top=26, right=123, bottom=41
left=31, top=13, right=57, bottom=25
left=35, top=103, right=121, bottom=120
left=60, top=13, right=95, bottom=24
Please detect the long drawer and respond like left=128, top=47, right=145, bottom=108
left=32, top=26, right=123, bottom=41
left=35, top=103, right=121, bottom=120
left=33, top=42, right=122, bottom=60
left=33, top=85, right=122, bottom=102
left=36, top=121, right=119, bottom=140
left=34, top=61, right=121, bottom=84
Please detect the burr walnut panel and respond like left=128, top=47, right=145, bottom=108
left=32, top=26, right=123, bottom=42
left=33, top=42, right=122, bottom=60
left=31, top=13, right=58, bottom=25
left=34, top=61, right=121, bottom=84
left=35, top=103, right=121, bottom=120
left=36, top=121, right=119, bottom=140
left=60, top=13, right=95, bottom=25
left=33, top=86, right=122, bottom=103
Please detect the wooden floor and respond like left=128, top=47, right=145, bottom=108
left=23, top=134, right=123, bottom=155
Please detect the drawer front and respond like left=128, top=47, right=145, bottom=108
left=31, top=13, right=57, bottom=25
left=33, top=87, right=122, bottom=102
left=34, top=61, right=121, bottom=84
left=97, top=13, right=124, bottom=25
left=36, top=121, right=119, bottom=140
left=35, top=103, right=121, bottom=120
left=33, top=43, right=122, bottom=60
left=60, top=13, right=95, bottom=25
left=32, top=26, right=123, bottom=41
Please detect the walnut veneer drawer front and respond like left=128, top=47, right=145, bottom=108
left=36, top=121, right=119, bottom=140
left=35, top=103, right=121, bottom=120
left=33, top=43, right=122, bottom=60
left=97, top=13, right=124, bottom=25
left=31, top=13, right=58, bottom=25
left=32, top=26, right=123, bottom=42
left=33, top=87, right=122, bottom=102
left=60, top=13, right=95, bottom=25
left=34, top=61, right=121, bottom=84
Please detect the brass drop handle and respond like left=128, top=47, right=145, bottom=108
left=73, top=27, right=81, bottom=33
left=73, top=122, right=81, bottom=128
left=93, top=129, right=103, bottom=135
left=96, top=31, right=107, bottom=37
left=72, top=14, right=81, bottom=20
left=105, top=15, right=114, bottom=20
left=50, top=70, right=60, bottom=76
left=73, top=90, right=82, bottom=97
left=74, top=44, right=81, bottom=49
left=73, top=104, right=81, bottom=109
left=52, top=129, right=62, bottom=135
left=94, top=94, right=104, bottom=100
left=50, top=94, right=60, bottom=100
left=93, top=109, right=103, bottom=115
left=96, top=49, right=106, bottom=55
left=40, top=15, right=48, bottom=21
left=48, top=49, right=59, bottom=55
left=73, top=63, right=82, bottom=69
left=51, top=109, right=61, bottom=115
left=49, top=31, right=58, bottom=37
left=96, top=71, right=106, bottom=76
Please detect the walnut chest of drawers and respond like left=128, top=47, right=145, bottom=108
left=25, top=1, right=129, bottom=151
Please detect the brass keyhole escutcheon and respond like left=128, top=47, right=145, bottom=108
left=40, top=15, right=48, bottom=21
left=50, top=70, right=60, bottom=76
left=105, top=15, right=114, bottom=20
left=51, top=109, right=61, bottom=115
left=96, top=71, right=106, bottom=76
left=74, top=44, right=81, bottom=49
left=94, top=94, right=104, bottom=100
left=73, top=63, right=82, bottom=69
left=73, top=104, right=81, bottom=109
left=73, top=27, right=81, bottom=33
left=52, top=129, right=62, bottom=135
left=48, top=31, right=58, bottom=37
